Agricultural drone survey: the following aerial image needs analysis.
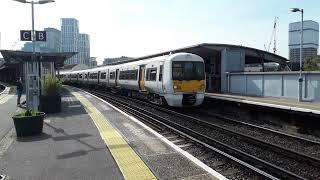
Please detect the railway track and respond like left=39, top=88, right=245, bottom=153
left=80, top=88, right=320, bottom=179
left=184, top=108, right=320, bottom=158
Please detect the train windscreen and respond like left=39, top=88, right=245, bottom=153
left=172, top=61, right=204, bottom=80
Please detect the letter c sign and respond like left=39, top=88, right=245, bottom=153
left=20, top=30, right=32, bottom=41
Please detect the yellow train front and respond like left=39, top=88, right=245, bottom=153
left=162, top=53, right=206, bottom=107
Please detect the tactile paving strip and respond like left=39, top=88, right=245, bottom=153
left=72, top=92, right=156, bottom=180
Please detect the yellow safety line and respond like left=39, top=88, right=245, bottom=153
left=72, top=92, right=157, bottom=180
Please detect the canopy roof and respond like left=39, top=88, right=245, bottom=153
left=107, top=43, right=288, bottom=65
left=0, top=50, right=77, bottom=68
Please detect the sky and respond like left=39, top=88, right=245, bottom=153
left=0, top=0, right=319, bottom=64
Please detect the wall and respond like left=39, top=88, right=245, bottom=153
left=221, top=48, right=245, bottom=92
left=227, top=72, right=320, bottom=102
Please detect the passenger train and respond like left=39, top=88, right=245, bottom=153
left=60, top=53, right=206, bottom=107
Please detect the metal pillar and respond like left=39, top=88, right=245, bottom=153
left=298, top=10, right=304, bottom=102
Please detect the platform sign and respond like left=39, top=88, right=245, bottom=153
left=25, top=62, right=40, bottom=111
left=20, top=30, right=32, bottom=41
left=36, top=31, right=46, bottom=41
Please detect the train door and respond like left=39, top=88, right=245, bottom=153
left=139, top=65, right=146, bottom=91
left=115, top=69, right=119, bottom=87
left=157, top=62, right=164, bottom=93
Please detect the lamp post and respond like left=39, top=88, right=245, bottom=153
left=13, top=0, right=54, bottom=110
left=289, top=8, right=304, bottom=102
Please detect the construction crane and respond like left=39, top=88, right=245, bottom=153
left=265, top=16, right=279, bottom=54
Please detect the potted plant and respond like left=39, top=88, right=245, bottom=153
left=40, top=76, right=62, bottom=113
left=12, top=109, right=45, bottom=137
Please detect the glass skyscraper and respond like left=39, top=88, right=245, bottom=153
left=289, top=20, right=319, bottom=62
left=78, top=33, right=90, bottom=66
left=61, top=18, right=80, bottom=65
left=61, top=18, right=90, bottom=65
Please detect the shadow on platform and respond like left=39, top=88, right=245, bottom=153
left=44, top=122, right=104, bottom=159
left=17, top=132, right=52, bottom=142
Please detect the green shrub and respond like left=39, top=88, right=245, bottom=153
left=42, top=76, right=62, bottom=96
left=304, top=56, right=320, bottom=71
left=15, top=109, right=37, bottom=117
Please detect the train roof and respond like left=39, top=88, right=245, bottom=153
left=63, top=52, right=204, bottom=74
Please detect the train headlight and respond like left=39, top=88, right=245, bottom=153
left=200, top=84, right=205, bottom=90
left=173, top=85, right=181, bottom=90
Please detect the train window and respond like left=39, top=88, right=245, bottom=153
left=90, top=73, right=98, bottom=79
left=79, top=74, right=83, bottom=79
left=133, top=70, right=138, bottom=80
left=85, top=74, right=88, bottom=79
left=159, top=65, right=163, bottom=81
left=119, top=70, right=138, bottom=80
left=110, top=72, right=115, bottom=79
left=146, top=68, right=157, bottom=81
left=172, top=61, right=205, bottom=80
left=101, top=72, right=106, bottom=79
left=119, top=71, right=125, bottom=80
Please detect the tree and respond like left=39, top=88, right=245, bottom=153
left=304, top=55, right=320, bottom=71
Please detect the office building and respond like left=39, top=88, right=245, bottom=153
left=21, top=42, right=43, bottom=52
left=78, top=33, right=90, bottom=66
left=289, top=20, right=319, bottom=62
left=90, top=57, right=97, bottom=67
left=61, top=18, right=79, bottom=64
left=43, top=28, right=61, bottom=52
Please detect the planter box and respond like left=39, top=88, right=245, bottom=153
left=12, top=112, right=45, bottom=137
left=40, top=95, right=61, bottom=113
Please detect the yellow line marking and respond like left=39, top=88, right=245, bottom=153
left=0, top=95, right=14, bottom=104
left=72, top=92, right=157, bottom=180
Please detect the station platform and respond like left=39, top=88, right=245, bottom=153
left=206, top=93, right=320, bottom=115
left=0, top=85, right=226, bottom=180
left=0, top=84, right=16, bottom=141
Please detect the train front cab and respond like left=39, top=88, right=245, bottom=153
left=164, top=54, right=205, bottom=107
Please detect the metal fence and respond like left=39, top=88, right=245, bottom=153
left=226, top=71, right=320, bottom=102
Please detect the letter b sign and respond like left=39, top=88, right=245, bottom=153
left=36, top=31, right=46, bottom=41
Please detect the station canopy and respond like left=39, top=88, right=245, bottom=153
left=107, top=43, right=288, bottom=65
left=0, top=50, right=77, bottom=70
